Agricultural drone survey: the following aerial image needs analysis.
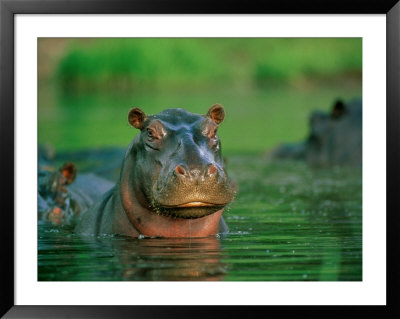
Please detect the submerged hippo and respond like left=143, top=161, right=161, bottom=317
left=269, top=99, right=362, bottom=166
left=38, top=162, right=114, bottom=225
left=75, top=104, right=236, bottom=238
left=38, top=162, right=78, bottom=225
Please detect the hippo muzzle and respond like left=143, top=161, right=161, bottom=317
left=151, top=161, right=236, bottom=218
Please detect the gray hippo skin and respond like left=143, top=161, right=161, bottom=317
left=38, top=162, right=114, bottom=225
left=75, top=104, right=236, bottom=238
left=270, top=99, right=362, bottom=166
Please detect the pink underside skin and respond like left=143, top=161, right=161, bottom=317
left=120, top=188, right=223, bottom=238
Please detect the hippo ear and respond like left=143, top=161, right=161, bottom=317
left=128, top=107, right=146, bottom=129
left=331, top=100, right=347, bottom=119
left=59, top=162, right=77, bottom=185
left=206, top=104, right=225, bottom=125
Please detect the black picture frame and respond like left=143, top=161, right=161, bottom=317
left=1, top=0, right=399, bottom=318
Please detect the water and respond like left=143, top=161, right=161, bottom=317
left=38, top=155, right=362, bottom=281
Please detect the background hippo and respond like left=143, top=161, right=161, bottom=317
left=269, top=99, right=362, bottom=167
left=74, top=104, right=236, bottom=238
left=38, top=161, right=114, bottom=225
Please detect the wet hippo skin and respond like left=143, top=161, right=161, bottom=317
left=38, top=162, right=114, bottom=225
left=75, top=104, right=236, bottom=238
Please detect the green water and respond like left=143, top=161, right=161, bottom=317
left=38, top=84, right=362, bottom=281
left=38, top=156, right=362, bottom=281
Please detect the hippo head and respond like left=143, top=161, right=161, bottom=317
left=306, top=99, right=349, bottom=150
left=38, top=162, right=78, bottom=225
left=120, top=104, right=236, bottom=224
left=269, top=99, right=358, bottom=165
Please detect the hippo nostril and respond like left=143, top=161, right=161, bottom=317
left=207, top=164, right=217, bottom=176
left=175, top=165, right=187, bottom=176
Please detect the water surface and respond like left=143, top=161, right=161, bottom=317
left=38, top=156, right=362, bottom=281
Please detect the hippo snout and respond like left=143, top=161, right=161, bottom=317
left=150, top=165, right=236, bottom=219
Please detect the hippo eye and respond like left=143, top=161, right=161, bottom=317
left=202, top=121, right=218, bottom=139
left=147, top=128, right=157, bottom=140
left=209, top=135, right=219, bottom=150
left=208, top=127, right=218, bottom=139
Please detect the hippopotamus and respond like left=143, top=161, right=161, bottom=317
left=38, top=162, right=114, bottom=225
left=269, top=99, right=362, bottom=166
left=74, top=104, right=236, bottom=238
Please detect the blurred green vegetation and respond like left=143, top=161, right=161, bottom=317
left=54, top=38, right=362, bottom=92
left=38, top=38, right=362, bottom=154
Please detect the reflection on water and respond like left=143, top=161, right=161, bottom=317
left=38, top=156, right=362, bottom=281
left=38, top=227, right=225, bottom=281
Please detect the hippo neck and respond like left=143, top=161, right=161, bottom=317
left=118, top=152, right=222, bottom=238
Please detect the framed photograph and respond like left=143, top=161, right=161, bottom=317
left=1, top=0, right=398, bottom=317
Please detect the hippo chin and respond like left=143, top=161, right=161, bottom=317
left=75, top=104, right=236, bottom=238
